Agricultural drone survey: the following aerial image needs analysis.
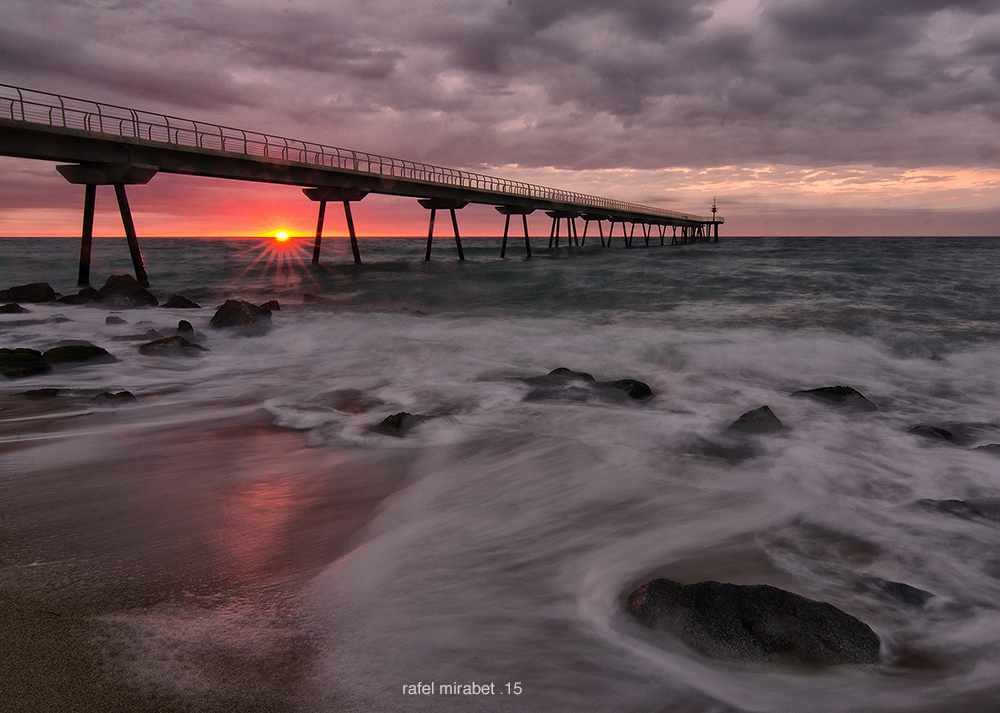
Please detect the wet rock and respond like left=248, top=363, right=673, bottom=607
left=729, top=405, right=784, bottom=434
left=0, top=282, right=56, bottom=303
left=93, top=275, right=158, bottom=309
left=175, top=320, right=195, bottom=339
left=372, top=412, right=433, bottom=437
left=909, top=425, right=956, bottom=442
left=0, top=303, right=29, bottom=314
left=854, top=575, right=933, bottom=607
left=19, top=387, right=62, bottom=398
left=917, top=498, right=1000, bottom=524
left=143, top=328, right=165, bottom=340
left=791, top=386, right=878, bottom=412
left=0, top=348, right=53, bottom=378
left=599, top=378, right=653, bottom=400
left=138, top=335, right=209, bottom=357
left=260, top=300, right=280, bottom=311
left=209, top=299, right=272, bottom=336
left=89, top=390, right=139, bottom=407
left=696, top=438, right=757, bottom=464
left=162, top=294, right=200, bottom=309
left=974, top=444, right=1000, bottom=456
left=627, top=578, right=881, bottom=666
left=56, top=286, right=97, bottom=305
left=41, top=345, right=117, bottom=365
left=106, top=315, right=128, bottom=325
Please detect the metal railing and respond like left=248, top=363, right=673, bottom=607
left=0, top=84, right=715, bottom=223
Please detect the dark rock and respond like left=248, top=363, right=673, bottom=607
left=696, top=438, right=757, bottom=464
left=175, top=320, right=195, bottom=339
left=138, top=335, right=209, bottom=357
left=162, top=294, right=201, bottom=309
left=0, top=282, right=56, bottom=303
left=627, top=578, right=881, bottom=666
left=56, top=286, right=97, bottom=305
left=880, top=581, right=933, bottom=607
left=106, top=315, right=128, bottom=325
left=89, top=390, right=139, bottom=407
left=19, top=388, right=62, bottom=398
left=260, top=300, right=280, bottom=311
left=0, top=303, right=29, bottom=314
left=372, top=412, right=433, bottom=437
left=93, top=275, right=158, bottom=309
left=909, top=425, right=955, bottom=442
left=791, top=386, right=878, bottom=412
left=0, top=348, right=53, bottom=378
left=41, top=345, right=117, bottom=365
left=729, top=405, right=784, bottom=434
left=548, top=367, right=595, bottom=382
left=523, top=368, right=596, bottom=401
left=917, top=498, right=1000, bottom=524
left=599, top=378, right=653, bottom=400
left=974, top=444, right=1000, bottom=456
left=143, top=328, right=165, bottom=340
left=209, top=299, right=272, bottom=336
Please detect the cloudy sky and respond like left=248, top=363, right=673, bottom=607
left=3, top=0, right=1000, bottom=237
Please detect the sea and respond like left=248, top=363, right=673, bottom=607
left=2, top=234, right=1000, bottom=712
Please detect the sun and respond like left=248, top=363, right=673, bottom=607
left=275, top=230, right=290, bottom=242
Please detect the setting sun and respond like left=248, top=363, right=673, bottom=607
left=275, top=231, right=290, bottom=241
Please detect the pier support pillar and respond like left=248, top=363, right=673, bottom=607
left=78, top=184, right=96, bottom=287
left=496, top=206, right=534, bottom=258
left=419, top=198, right=468, bottom=261
left=114, top=184, right=149, bottom=287
left=303, top=187, right=368, bottom=264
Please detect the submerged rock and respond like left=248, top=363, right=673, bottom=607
left=0, top=303, right=29, bottom=314
left=260, top=299, right=280, bottom=311
left=974, top=444, right=1000, bottom=456
left=855, top=576, right=933, bottom=608
left=909, top=425, right=956, bottom=442
left=0, top=282, right=56, bottom=303
left=138, top=335, right=209, bottom=357
left=372, top=412, right=434, bottom=437
left=729, top=405, right=784, bottom=434
left=175, top=320, right=195, bottom=339
left=41, top=344, right=117, bottom=365
left=791, top=386, right=878, bottom=412
left=695, top=438, right=758, bottom=464
left=19, top=387, right=62, bottom=398
left=162, top=294, right=201, bottom=309
left=0, top=348, right=52, bottom=378
left=917, top=498, right=1000, bottom=524
left=105, top=315, right=128, bottom=325
left=209, top=299, right=272, bottom=336
left=524, top=368, right=653, bottom=402
left=93, top=275, right=158, bottom=309
left=598, top=378, right=654, bottom=400
left=627, top=578, right=881, bottom=666
left=56, top=286, right=97, bottom=305
left=89, top=390, right=139, bottom=407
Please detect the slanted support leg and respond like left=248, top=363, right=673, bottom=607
left=501, top=214, right=510, bottom=258
left=344, top=200, right=361, bottom=264
left=312, top=200, right=327, bottom=263
left=599, top=221, right=605, bottom=247
left=581, top=220, right=589, bottom=247
left=548, top=217, right=556, bottom=248
left=522, top=214, right=531, bottom=258
left=114, top=183, right=148, bottom=287
left=571, top=218, right=579, bottom=246
left=425, top=208, right=436, bottom=261
left=78, top=184, right=96, bottom=286
left=450, top=208, right=464, bottom=261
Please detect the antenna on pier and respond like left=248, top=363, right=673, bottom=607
left=711, top=197, right=718, bottom=218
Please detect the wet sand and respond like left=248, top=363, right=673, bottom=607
left=0, top=398, right=412, bottom=712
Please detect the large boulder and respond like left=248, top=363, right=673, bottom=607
left=729, top=405, right=784, bottom=434
left=209, top=299, right=272, bottom=336
left=162, top=294, right=201, bottom=309
left=0, top=303, right=29, bottom=314
left=0, top=282, right=55, bottom=303
left=372, top=412, right=434, bottom=437
left=599, top=378, right=653, bottom=400
left=627, top=578, right=881, bottom=666
left=524, top=368, right=653, bottom=402
left=56, top=286, right=97, bottom=305
left=791, top=386, right=878, bottom=412
left=0, top=348, right=52, bottom=378
left=41, top=344, right=117, bottom=365
left=93, top=275, right=158, bottom=309
left=138, top=335, right=209, bottom=357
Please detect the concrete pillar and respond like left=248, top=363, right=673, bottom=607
left=78, top=184, right=96, bottom=287
left=114, top=183, right=149, bottom=287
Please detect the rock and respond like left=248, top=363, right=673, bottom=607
left=917, top=498, right=1000, bottom=524
left=260, top=300, right=280, bottom=311
left=599, top=378, right=653, bottom=400
left=92, top=275, right=158, bottom=309
left=866, top=577, right=933, bottom=607
left=372, top=412, right=433, bottom=437
left=627, top=578, right=881, bottom=666
left=548, top=367, right=595, bottom=382
left=909, top=425, right=955, bottom=442
left=209, top=299, right=272, bottom=336
left=89, top=390, right=139, bottom=407
left=791, top=386, right=878, bottom=412
left=0, top=348, right=53, bottom=378
left=143, top=328, right=165, bottom=340
left=19, top=388, right=62, bottom=398
left=974, top=444, right=1000, bottom=456
left=41, top=345, right=117, bottom=365
left=138, top=335, right=209, bottom=357
left=106, top=315, right=128, bottom=325
left=56, top=286, right=97, bottom=305
left=175, top=320, right=195, bottom=339
left=0, top=303, right=29, bottom=314
left=696, top=438, right=757, bottom=464
left=162, top=294, right=201, bottom=309
left=0, top=282, right=55, bottom=303
left=729, top=405, right=784, bottom=434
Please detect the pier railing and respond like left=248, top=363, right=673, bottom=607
left=0, top=84, right=710, bottom=223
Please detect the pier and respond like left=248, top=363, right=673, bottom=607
left=0, top=84, right=723, bottom=287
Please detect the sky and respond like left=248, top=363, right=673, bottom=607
left=2, top=0, right=1000, bottom=238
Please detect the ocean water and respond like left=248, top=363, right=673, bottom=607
left=3, top=235, right=1000, bottom=711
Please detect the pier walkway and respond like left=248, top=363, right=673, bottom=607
left=0, top=84, right=723, bottom=287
